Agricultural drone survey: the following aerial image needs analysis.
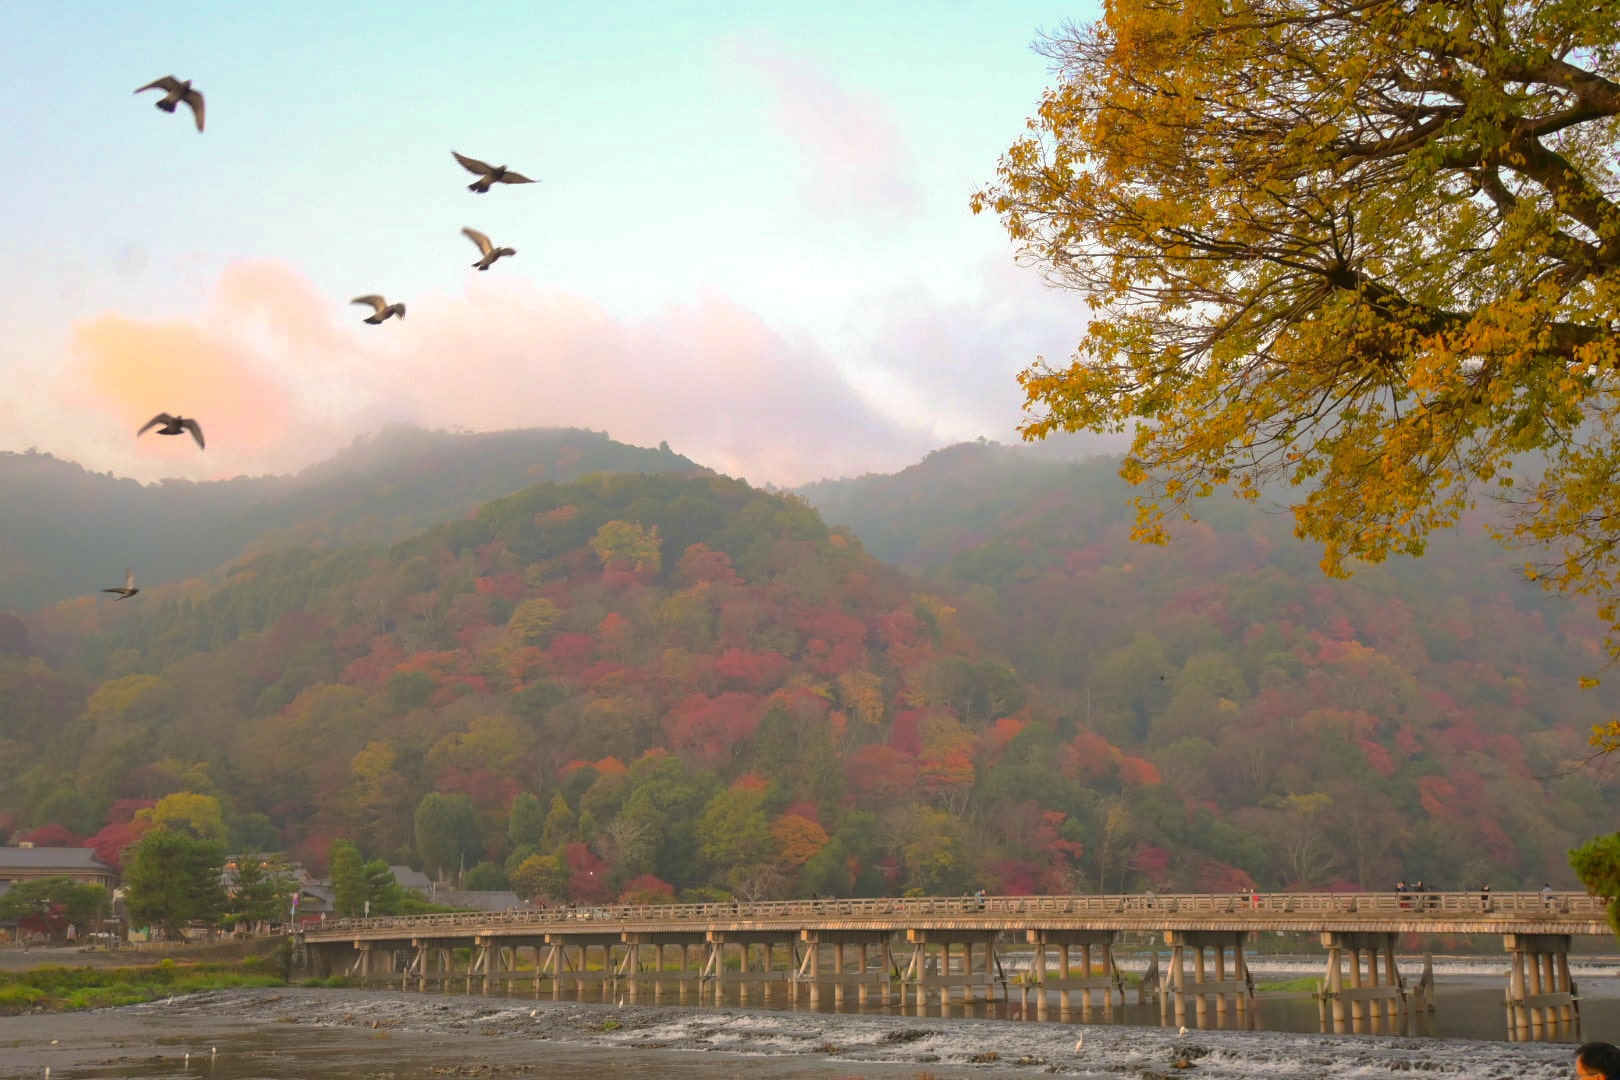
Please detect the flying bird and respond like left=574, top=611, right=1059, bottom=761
left=102, top=568, right=139, bottom=600
left=138, top=412, right=205, bottom=449
left=351, top=295, right=406, bottom=324
left=452, top=151, right=538, bottom=193
left=461, top=227, right=516, bottom=270
left=134, top=76, right=205, bottom=132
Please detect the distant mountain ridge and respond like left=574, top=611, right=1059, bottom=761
left=0, top=426, right=708, bottom=612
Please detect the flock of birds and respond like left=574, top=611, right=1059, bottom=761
left=101, top=75, right=541, bottom=602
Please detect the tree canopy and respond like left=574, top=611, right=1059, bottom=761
left=974, top=0, right=1620, bottom=651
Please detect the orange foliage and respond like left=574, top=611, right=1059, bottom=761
left=771, top=813, right=830, bottom=868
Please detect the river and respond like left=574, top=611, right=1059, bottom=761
left=0, top=964, right=1613, bottom=1079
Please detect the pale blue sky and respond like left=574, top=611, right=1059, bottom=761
left=1, top=1, right=1111, bottom=485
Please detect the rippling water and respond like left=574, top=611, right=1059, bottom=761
left=0, top=967, right=1613, bottom=1080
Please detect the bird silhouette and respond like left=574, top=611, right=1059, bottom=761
left=452, top=151, right=538, bottom=193
left=102, top=568, right=139, bottom=600
left=461, top=227, right=516, bottom=270
left=135, top=76, right=205, bottom=132
left=138, top=412, right=205, bottom=449
left=351, top=295, right=406, bottom=324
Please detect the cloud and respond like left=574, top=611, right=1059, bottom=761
left=843, top=253, right=1128, bottom=456
left=57, top=260, right=938, bottom=486
left=721, top=35, right=919, bottom=218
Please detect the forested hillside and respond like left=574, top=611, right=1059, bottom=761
left=1, top=449, right=1613, bottom=906
left=0, top=425, right=704, bottom=612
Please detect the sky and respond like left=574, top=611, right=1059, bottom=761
left=1, top=1, right=1114, bottom=488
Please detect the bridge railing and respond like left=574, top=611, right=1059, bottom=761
left=302, top=891, right=1610, bottom=937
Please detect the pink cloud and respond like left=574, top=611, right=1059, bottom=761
left=722, top=36, right=919, bottom=217
left=57, top=260, right=934, bottom=486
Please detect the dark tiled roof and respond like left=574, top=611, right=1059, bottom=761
left=0, top=847, right=113, bottom=872
left=432, top=890, right=526, bottom=912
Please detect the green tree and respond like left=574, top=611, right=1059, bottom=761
left=0, top=877, right=107, bottom=942
left=143, top=791, right=228, bottom=844
left=509, top=854, right=569, bottom=901
left=123, top=829, right=227, bottom=939
left=508, top=792, right=546, bottom=849
left=540, top=793, right=577, bottom=852
left=463, top=861, right=507, bottom=891
left=413, top=793, right=482, bottom=881
left=226, top=854, right=295, bottom=929
left=974, top=2, right=1620, bottom=647
left=696, top=785, right=776, bottom=877
left=1572, top=833, right=1620, bottom=936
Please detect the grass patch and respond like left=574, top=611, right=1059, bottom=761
left=1254, top=976, right=1320, bottom=993
left=0, top=957, right=286, bottom=1015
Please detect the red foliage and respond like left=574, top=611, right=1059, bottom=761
left=1358, top=739, right=1398, bottom=776
left=1131, top=845, right=1172, bottom=877
left=731, top=773, right=770, bottom=793
left=662, top=692, right=764, bottom=768
left=888, top=710, right=927, bottom=757
left=106, top=799, right=155, bottom=825
left=843, top=745, right=916, bottom=805
left=1418, top=775, right=1456, bottom=816
left=981, top=717, right=1027, bottom=768
left=546, top=633, right=597, bottom=679
left=1065, top=731, right=1117, bottom=782
left=677, top=544, right=743, bottom=586
left=474, top=572, right=528, bottom=602
left=988, top=859, right=1042, bottom=895
left=618, top=874, right=676, bottom=903
left=20, top=824, right=83, bottom=847
left=713, top=648, right=791, bottom=693
left=88, top=819, right=152, bottom=872
left=563, top=842, right=611, bottom=902
left=1194, top=860, right=1257, bottom=893
left=1118, top=757, right=1160, bottom=787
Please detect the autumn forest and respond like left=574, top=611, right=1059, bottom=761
left=0, top=427, right=1614, bottom=906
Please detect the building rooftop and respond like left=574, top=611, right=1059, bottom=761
left=0, top=847, right=114, bottom=873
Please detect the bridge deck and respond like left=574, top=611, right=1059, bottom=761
left=301, top=891, right=1611, bottom=943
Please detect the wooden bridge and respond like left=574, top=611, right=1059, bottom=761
left=296, top=890, right=1612, bottom=1039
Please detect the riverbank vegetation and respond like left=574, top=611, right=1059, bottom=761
left=0, top=954, right=286, bottom=1014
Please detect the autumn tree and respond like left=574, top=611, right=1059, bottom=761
left=974, top=3, right=1620, bottom=652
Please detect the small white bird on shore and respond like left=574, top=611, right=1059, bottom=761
left=1178, top=1026, right=1188, bottom=1036
left=1074, top=1034, right=1084, bottom=1051
left=135, top=76, right=205, bottom=132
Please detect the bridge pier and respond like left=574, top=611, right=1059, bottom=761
left=1318, top=932, right=1406, bottom=1033
left=798, top=930, right=894, bottom=1008
left=703, top=931, right=798, bottom=1005
left=1504, top=933, right=1579, bottom=1040
left=902, top=929, right=1002, bottom=1011
left=1162, top=931, right=1252, bottom=1030
left=1025, top=930, right=1122, bottom=1018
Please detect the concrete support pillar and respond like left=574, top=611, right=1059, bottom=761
left=1503, top=934, right=1578, bottom=1042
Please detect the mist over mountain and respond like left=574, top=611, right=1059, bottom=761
left=0, top=426, right=706, bottom=611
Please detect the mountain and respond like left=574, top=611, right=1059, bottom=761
left=3, top=447, right=1614, bottom=906
left=0, top=426, right=707, bottom=612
